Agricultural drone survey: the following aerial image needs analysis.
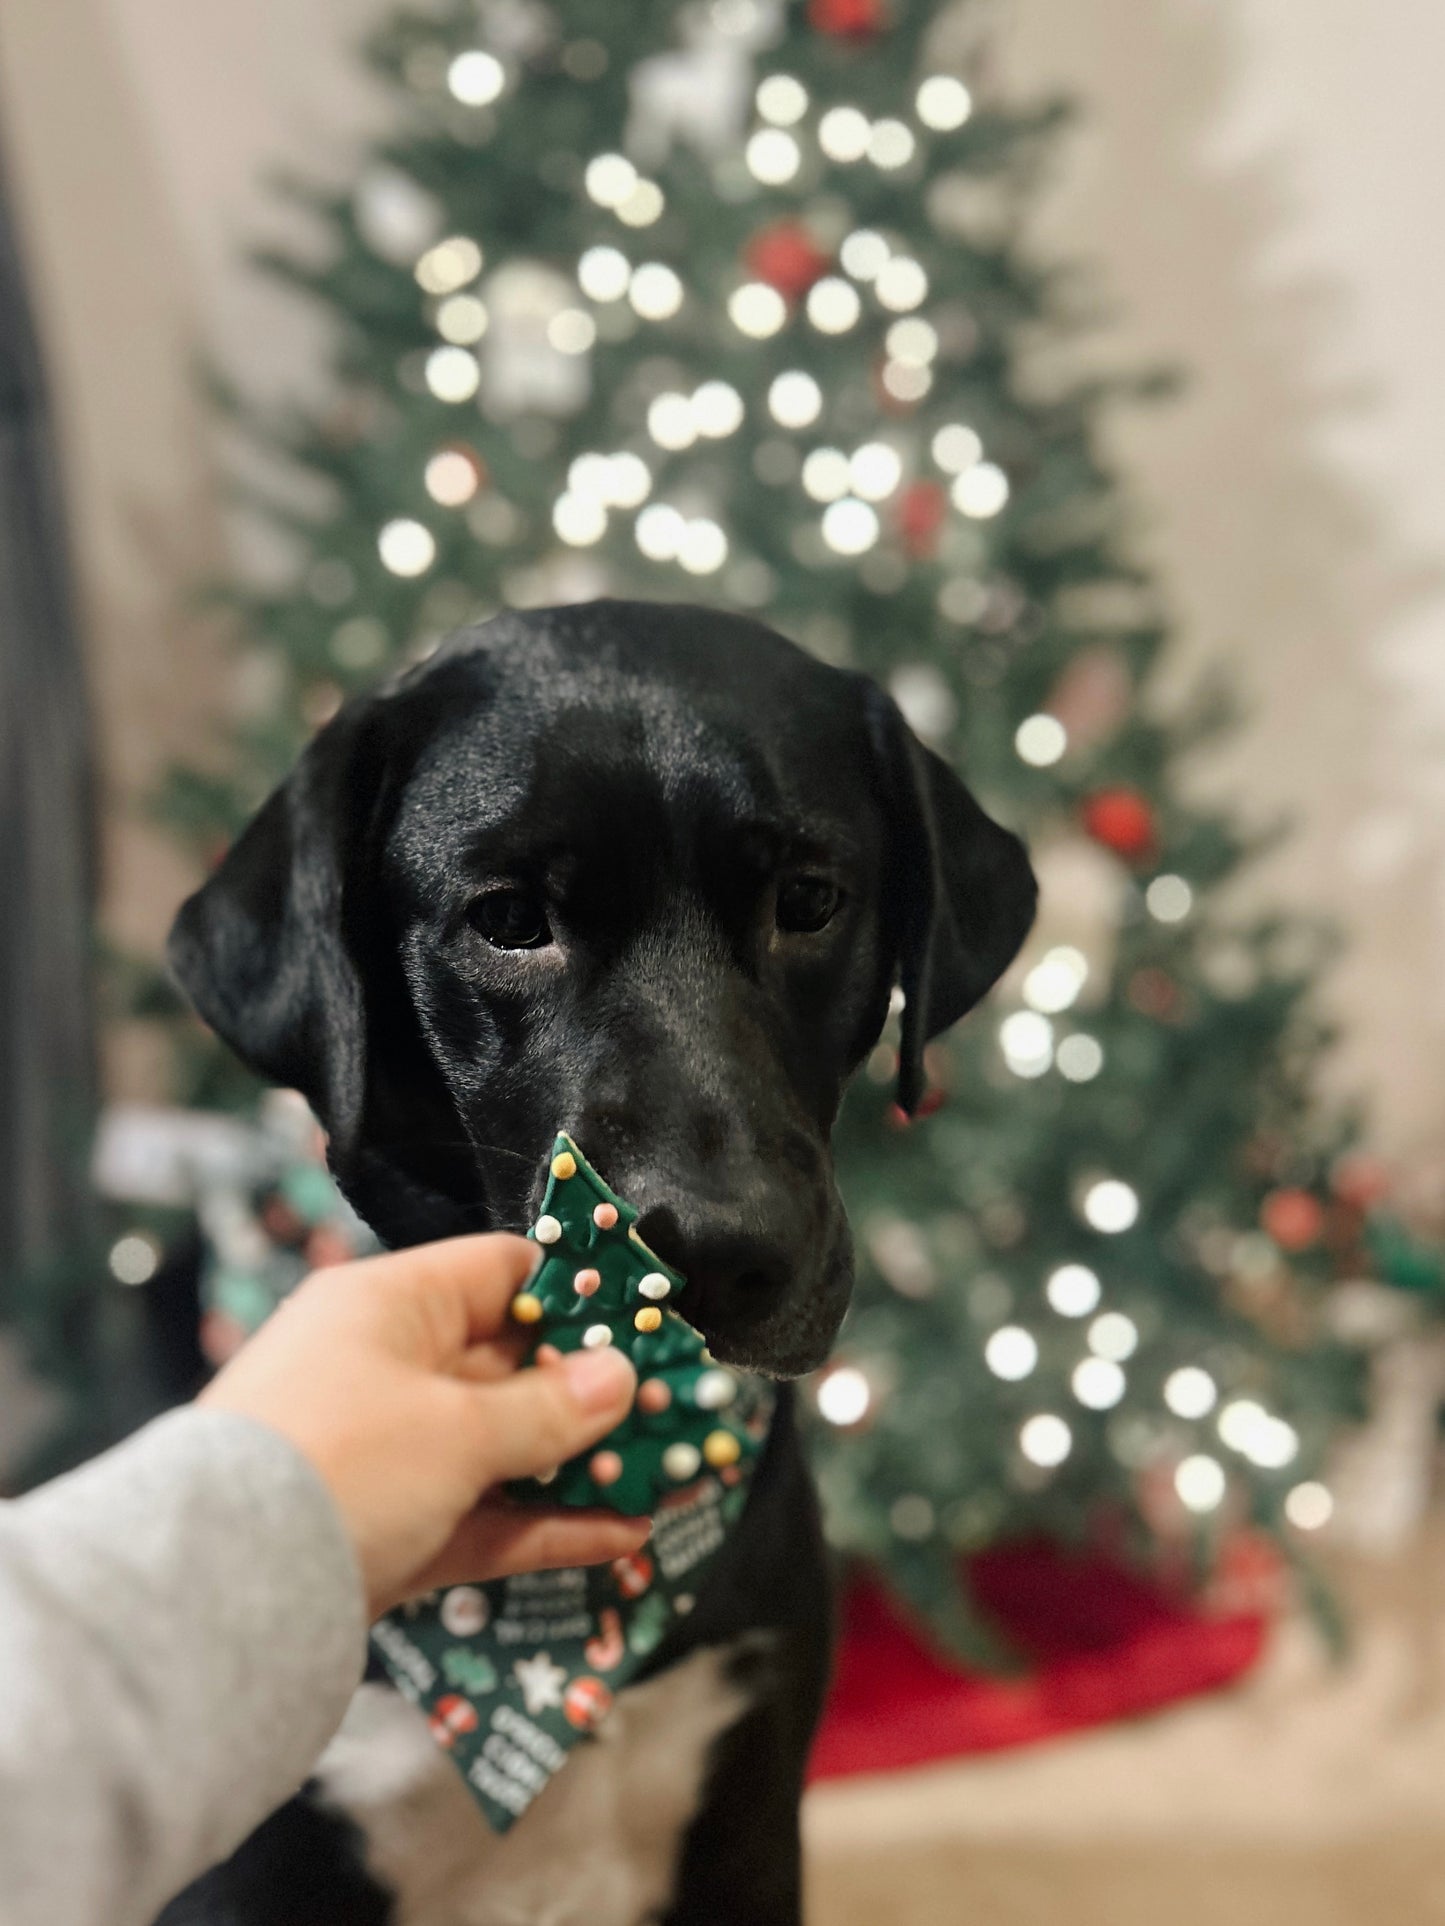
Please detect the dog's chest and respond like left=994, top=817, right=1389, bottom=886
left=315, top=1646, right=755, bottom=1926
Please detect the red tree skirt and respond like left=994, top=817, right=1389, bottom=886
left=808, top=1539, right=1269, bottom=1782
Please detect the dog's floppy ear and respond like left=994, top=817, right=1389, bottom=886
left=865, top=685, right=1038, bottom=1114
left=167, top=700, right=394, bottom=1165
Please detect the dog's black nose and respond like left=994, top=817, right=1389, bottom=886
left=633, top=1204, right=792, bottom=1337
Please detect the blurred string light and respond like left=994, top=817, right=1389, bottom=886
left=629, top=262, right=684, bottom=319
left=807, top=277, right=861, bottom=333
left=1015, top=714, right=1067, bottom=766
left=1163, top=1366, right=1217, bottom=1419
left=932, top=423, right=984, bottom=472
left=768, top=370, right=822, bottom=427
left=820, top=498, right=879, bottom=555
left=729, top=281, right=787, bottom=337
left=617, top=180, right=665, bottom=227
left=635, top=504, right=728, bottom=574
left=109, top=1233, right=160, bottom=1286
left=1089, top=1310, right=1138, bottom=1360
left=691, top=380, right=745, bottom=436
left=1146, top=874, right=1193, bottom=922
left=1082, top=1179, right=1139, bottom=1234
left=425, top=346, right=481, bottom=402
left=553, top=492, right=607, bottom=545
left=953, top=461, right=1009, bottom=518
left=425, top=450, right=481, bottom=506
left=378, top=518, right=435, bottom=577
left=849, top=442, right=902, bottom=500
left=841, top=228, right=890, bottom=280
left=585, top=152, right=638, bottom=208
left=756, top=74, right=809, bottom=125
left=818, top=105, right=871, bottom=162
left=875, top=257, right=928, bottom=311
left=567, top=450, right=651, bottom=508
left=916, top=75, right=974, bottom=131
left=802, top=448, right=851, bottom=502
left=985, top=1324, right=1038, bottom=1380
left=1073, top=1356, right=1126, bottom=1410
left=547, top=308, right=595, bottom=353
left=436, top=294, right=488, bottom=344
left=1047, top=1263, right=1101, bottom=1317
left=747, top=128, right=801, bottom=184
left=867, top=119, right=916, bottom=169
left=416, top=236, right=482, bottom=295
left=886, top=318, right=938, bottom=367
left=881, top=362, right=930, bottom=402
left=1175, top=1453, right=1226, bottom=1512
left=1024, top=946, right=1088, bottom=1013
left=1057, top=1034, right=1104, bottom=1082
left=1286, top=1481, right=1333, bottom=1530
left=999, top=1009, right=1052, bottom=1077
left=447, top=50, right=504, bottom=106
left=647, top=384, right=743, bottom=450
left=1020, top=1413, right=1072, bottom=1467
left=1217, top=1398, right=1299, bottom=1468
left=578, top=245, right=631, bottom=301
left=816, top=1365, right=871, bottom=1425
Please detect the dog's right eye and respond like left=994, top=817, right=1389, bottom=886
left=468, top=888, right=552, bottom=951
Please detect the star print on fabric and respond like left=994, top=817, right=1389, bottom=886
left=512, top=1650, right=567, bottom=1716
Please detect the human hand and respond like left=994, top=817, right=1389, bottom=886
left=198, top=1233, right=647, bottom=1619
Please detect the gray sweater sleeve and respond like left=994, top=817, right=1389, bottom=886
left=0, top=1407, right=368, bottom=1926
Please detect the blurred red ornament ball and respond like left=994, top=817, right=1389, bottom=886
left=897, top=481, right=949, bottom=559
left=1080, top=787, right=1156, bottom=860
left=1260, top=1187, right=1324, bottom=1251
left=809, top=0, right=886, bottom=34
left=1331, top=1153, right=1391, bottom=1212
left=744, top=221, right=831, bottom=302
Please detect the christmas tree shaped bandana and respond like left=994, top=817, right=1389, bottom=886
left=370, top=1135, right=775, bottom=1831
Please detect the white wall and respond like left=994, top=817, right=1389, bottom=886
left=3, top=0, right=1444, bottom=1157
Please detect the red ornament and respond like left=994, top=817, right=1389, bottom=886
left=809, top=0, right=885, bottom=35
left=1127, top=967, right=1179, bottom=1021
left=1080, top=787, right=1156, bottom=861
left=1331, top=1153, right=1391, bottom=1212
left=896, top=481, right=948, bottom=560
left=610, top=1551, right=654, bottom=1599
left=744, top=220, right=831, bottom=303
left=1260, top=1187, right=1325, bottom=1251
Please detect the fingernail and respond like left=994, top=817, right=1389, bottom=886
left=560, top=1345, right=636, bottom=1412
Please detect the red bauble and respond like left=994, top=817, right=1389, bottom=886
left=1080, top=787, right=1156, bottom=861
left=1260, top=1187, right=1325, bottom=1251
left=1331, top=1153, right=1391, bottom=1212
left=809, top=0, right=885, bottom=35
left=896, top=480, right=948, bottom=560
left=744, top=220, right=831, bottom=303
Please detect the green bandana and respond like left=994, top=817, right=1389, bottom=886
left=368, top=1135, right=775, bottom=1831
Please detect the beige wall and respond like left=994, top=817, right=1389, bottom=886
left=2, top=0, right=1444, bottom=1157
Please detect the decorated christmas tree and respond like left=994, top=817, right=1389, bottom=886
left=143, top=0, right=1369, bottom=1653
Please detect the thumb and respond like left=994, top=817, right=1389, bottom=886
left=462, top=1345, right=639, bottom=1488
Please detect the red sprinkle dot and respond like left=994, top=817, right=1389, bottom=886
left=637, top=1378, right=672, bottom=1415
left=590, top=1450, right=624, bottom=1487
left=573, top=1268, right=602, bottom=1297
left=593, top=1203, right=619, bottom=1229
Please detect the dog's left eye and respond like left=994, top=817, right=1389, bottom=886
left=468, top=888, right=552, bottom=951
left=775, top=874, right=841, bottom=934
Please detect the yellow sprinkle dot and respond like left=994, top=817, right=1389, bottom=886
left=511, top=1294, right=543, bottom=1324
left=550, top=1151, right=578, bottom=1180
left=634, top=1307, right=663, bottom=1333
left=703, top=1429, right=741, bottom=1468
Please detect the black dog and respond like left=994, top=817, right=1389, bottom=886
left=161, top=600, right=1035, bottom=1926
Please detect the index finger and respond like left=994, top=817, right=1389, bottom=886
left=362, top=1231, right=541, bottom=1356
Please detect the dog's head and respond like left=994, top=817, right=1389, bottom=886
left=169, top=601, right=1035, bottom=1376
